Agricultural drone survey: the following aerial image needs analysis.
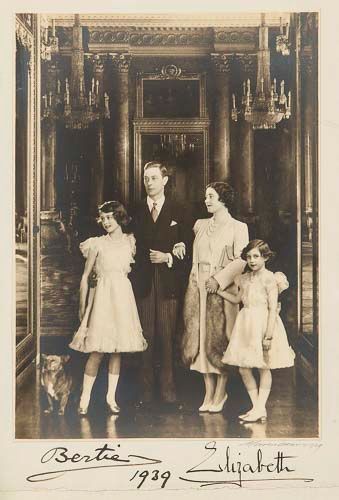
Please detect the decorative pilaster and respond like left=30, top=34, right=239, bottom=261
left=236, top=55, right=256, bottom=219
left=111, top=53, right=131, bottom=204
left=41, top=119, right=57, bottom=211
left=301, top=52, right=315, bottom=242
left=210, top=53, right=231, bottom=182
left=90, top=120, right=105, bottom=213
left=238, top=120, right=255, bottom=218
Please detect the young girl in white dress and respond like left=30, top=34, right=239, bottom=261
left=69, top=201, right=147, bottom=415
left=218, top=239, right=295, bottom=423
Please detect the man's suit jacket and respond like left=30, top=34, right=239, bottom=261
left=130, top=197, right=192, bottom=299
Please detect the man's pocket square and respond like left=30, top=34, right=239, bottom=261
left=170, top=220, right=178, bottom=226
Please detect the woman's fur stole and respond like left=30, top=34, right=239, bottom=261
left=181, top=272, right=229, bottom=372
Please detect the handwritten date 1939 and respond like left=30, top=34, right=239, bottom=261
left=130, top=469, right=171, bottom=489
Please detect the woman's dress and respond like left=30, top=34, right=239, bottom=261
left=182, top=215, right=249, bottom=374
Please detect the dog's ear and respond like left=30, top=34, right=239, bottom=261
left=61, top=355, right=70, bottom=364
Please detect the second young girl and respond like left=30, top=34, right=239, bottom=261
left=69, top=201, right=147, bottom=415
left=218, top=239, right=295, bottom=422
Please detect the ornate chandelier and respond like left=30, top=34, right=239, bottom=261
left=276, top=16, right=290, bottom=56
left=231, top=14, right=291, bottom=130
left=160, top=134, right=197, bottom=158
left=42, top=15, right=110, bottom=129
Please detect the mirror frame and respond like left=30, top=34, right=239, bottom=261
left=294, top=12, right=318, bottom=387
left=15, top=14, right=40, bottom=380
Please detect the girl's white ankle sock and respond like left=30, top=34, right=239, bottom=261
left=248, top=388, right=258, bottom=407
left=80, top=374, right=96, bottom=409
left=106, top=373, right=119, bottom=405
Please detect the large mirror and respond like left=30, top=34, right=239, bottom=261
left=15, top=34, right=30, bottom=346
left=298, top=12, right=318, bottom=387
left=15, top=14, right=38, bottom=378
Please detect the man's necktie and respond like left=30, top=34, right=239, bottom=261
left=151, top=202, right=158, bottom=222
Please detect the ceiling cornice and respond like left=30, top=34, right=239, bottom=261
left=45, top=12, right=291, bottom=28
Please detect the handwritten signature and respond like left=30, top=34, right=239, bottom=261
left=26, top=443, right=161, bottom=482
left=179, top=441, right=314, bottom=488
left=26, top=441, right=315, bottom=488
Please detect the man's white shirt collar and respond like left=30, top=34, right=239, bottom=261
left=147, top=195, right=165, bottom=213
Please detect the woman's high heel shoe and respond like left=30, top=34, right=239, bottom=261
left=107, top=401, right=120, bottom=415
left=239, top=408, right=254, bottom=420
left=240, top=408, right=267, bottom=423
left=198, top=402, right=212, bottom=412
left=209, top=393, right=228, bottom=413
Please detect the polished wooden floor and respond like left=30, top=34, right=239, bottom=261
left=16, top=355, right=318, bottom=440
left=16, top=249, right=318, bottom=440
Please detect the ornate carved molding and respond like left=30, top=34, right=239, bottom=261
left=110, top=53, right=131, bottom=73
left=301, top=53, right=314, bottom=76
left=138, top=67, right=200, bottom=81
left=90, top=29, right=130, bottom=44
left=90, top=54, right=106, bottom=73
left=129, top=28, right=213, bottom=47
left=48, top=13, right=290, bottom=28
left=17, top=14, right=33, bottom=32
left=133, top=118, right=211, bottom=130
left=210, top=53, right=231, bottom=73
left=214, top=28, right=256, bottom=45
left=160, top=64, right=182, bottom=78
left=56, top=27, right=73, bottom=47
left=89, top=27, right=213, bottom=47
left=16, top=18, right=33, bottom=51
left=235, top=54, right=256, bottom=77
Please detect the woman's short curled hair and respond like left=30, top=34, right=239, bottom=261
left=97, top=200, right=131, bottom=227
left=241, top=239, right=276, bottom=262
left=206, top=181, right=235, bottom=209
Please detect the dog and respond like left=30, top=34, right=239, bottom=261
left=40, top=354, right=73, bottom=415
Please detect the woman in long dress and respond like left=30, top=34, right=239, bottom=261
left=181, top=182, right=249, bottom=413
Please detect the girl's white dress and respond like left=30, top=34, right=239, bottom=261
left=222, top=269, right=295, bottom=369
left=69, top=234, right=147, bottom=354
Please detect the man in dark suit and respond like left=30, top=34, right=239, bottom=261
left=131, top=161, right=191, bottom=407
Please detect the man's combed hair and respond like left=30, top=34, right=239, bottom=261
left=97, top=200, right=131, bottom=227
left=144, top=161, right=168, bottom=178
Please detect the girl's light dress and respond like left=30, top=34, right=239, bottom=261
left=69, top=234, right=147, bottom=354
left=222, top=269, right=295, bottom=369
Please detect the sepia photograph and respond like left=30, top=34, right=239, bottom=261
left=13, top=10, right=319, bottom=442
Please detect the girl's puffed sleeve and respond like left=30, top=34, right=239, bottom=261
left=274, top=272, right=289, bottom=294
left=79, top=237, right=99, bottom=259
left=263, top=272, right=289, bottom=295
left=127, top=233, right=136, bottom=263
